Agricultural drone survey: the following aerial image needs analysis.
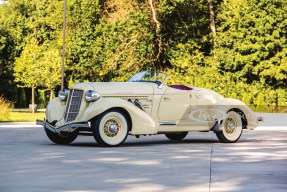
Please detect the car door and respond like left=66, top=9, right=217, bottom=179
left=157, top=87, right=191, bottom=121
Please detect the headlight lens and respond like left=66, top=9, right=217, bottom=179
left=85, top=90, right=100, bottom=102
left=58, top=89, right=69, bottom=101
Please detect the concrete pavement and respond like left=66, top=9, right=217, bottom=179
left=0, top=113, right=287, bottom=192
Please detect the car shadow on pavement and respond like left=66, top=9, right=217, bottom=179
left=61, top=138, right=218, bottom=148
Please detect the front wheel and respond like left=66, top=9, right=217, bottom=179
left=216, top=111, right=243, bottom=143
left=45, top=128, right=78, bottom=144
left=92, top=109, right=129, bottom=147
left=165, top=132, right=188, bottom=141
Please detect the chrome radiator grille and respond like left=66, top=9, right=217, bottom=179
left=64, top=89, right=83, bottom=122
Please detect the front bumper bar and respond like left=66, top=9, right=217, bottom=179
left=36, top=119, right=90, bottom=133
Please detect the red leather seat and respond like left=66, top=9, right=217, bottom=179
left=169, top=84, right=192, bottom=90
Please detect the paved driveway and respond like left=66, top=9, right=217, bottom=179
left=0, top=120, right=286, bottom=192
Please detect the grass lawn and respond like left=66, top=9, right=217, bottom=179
left=1, top=112, right=45, bottom=122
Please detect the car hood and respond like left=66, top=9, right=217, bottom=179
left=72, top=82, right=154, bottom=96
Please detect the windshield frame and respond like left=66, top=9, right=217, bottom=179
left=127, top=71, right=168, bottom=88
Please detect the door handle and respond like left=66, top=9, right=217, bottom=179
left=164, top=97, right=171, bottom=101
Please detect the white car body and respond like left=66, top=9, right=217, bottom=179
left=37, top=71, right=259, bottom=146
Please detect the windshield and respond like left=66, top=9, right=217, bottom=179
left=128, top=71, right=168, bottom=86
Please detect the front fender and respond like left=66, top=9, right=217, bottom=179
left=212, top=98, right=258, bottom=130
left=45, top=98, right=66, bottom=123
left=80, top=98, right=158, bottom=135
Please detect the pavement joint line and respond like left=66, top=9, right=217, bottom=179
left=209, top=133, right=214, bottom=192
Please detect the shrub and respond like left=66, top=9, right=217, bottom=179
left=0, top=96, right=14, bottom=121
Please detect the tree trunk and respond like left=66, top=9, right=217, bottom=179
left=32, top=86, right=35, bottom=114
left=148, top=0, right=162, bottom=69
left=149, top=0, right=160, bottom=33
left=50, top=89, right=53, bottom=101
left=208, top=0, right=216, bottom=35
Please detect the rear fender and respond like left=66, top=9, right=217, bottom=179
left=211, top=98, right=258, bottom=130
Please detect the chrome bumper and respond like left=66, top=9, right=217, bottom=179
left=36, top=119, right=90, bottom=133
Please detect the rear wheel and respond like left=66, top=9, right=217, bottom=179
left=216, top=111, right=243, bottom=143
left=45, top=128, right=78, bottom=144
left=92, top=109, right=129, bottom=147
left=165, top=132, right=188, bottom=141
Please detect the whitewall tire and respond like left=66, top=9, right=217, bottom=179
left=216, top=111, right=243, bottom=143
left=92, top=109, right=129, bottom=147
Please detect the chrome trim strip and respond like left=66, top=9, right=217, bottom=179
left=36, top=119, right=90, bottom=133
left=103, top=96, right=149, bottom=99
left=158, top=76, right=168, bottom=89
left=159, top=122, right=177, bottom=126
left=65, top=89, right=73, bottom=119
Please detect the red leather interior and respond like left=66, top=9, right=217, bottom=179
left=169, top=84, right=192, bottom=90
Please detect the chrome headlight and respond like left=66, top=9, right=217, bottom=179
left=85, top=90, right=100, bottom=102
left=58, top=89, right=69, bottom=101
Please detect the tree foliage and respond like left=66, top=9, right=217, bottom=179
left=0, top=0, right=287, bottom=111
left=212, top=0, right=287, bottom=109
left=66, top=0, right=155, bottom=82
left=14, top=38, right=43, bottom=89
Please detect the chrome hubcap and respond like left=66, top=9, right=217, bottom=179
left=224, top=117, right=237, bottom=134
left=109, top=124, right=118, bottom=134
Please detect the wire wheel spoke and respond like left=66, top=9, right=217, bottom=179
left=216, top=111, right=243, bottom=143
left=103, top=118, right=121, bottom=138
left=224, top=117, right=238, bottom=134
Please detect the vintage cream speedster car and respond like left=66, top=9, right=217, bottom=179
left=37, top=71, right=259, bottom=146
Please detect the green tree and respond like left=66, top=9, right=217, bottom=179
left=0, top=2, right=24, bottom=102
left=65, top=0, right=101, bottom=81
left=242, top=93, right=251, bottom=106
left=41, top=47, right=61, bottom=100
left=214, top=0, right=287, bottom=88
left=1, top=0, right=287, bottom=111
left=255, top=92, right=265, bottom=112
left=1, top=0, right=63, bottom=106
left=66, top=0, right=155, bottom=82
left=13, top=38, right=44, bottom=113
left=158, top=0, right=215, bottom=89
